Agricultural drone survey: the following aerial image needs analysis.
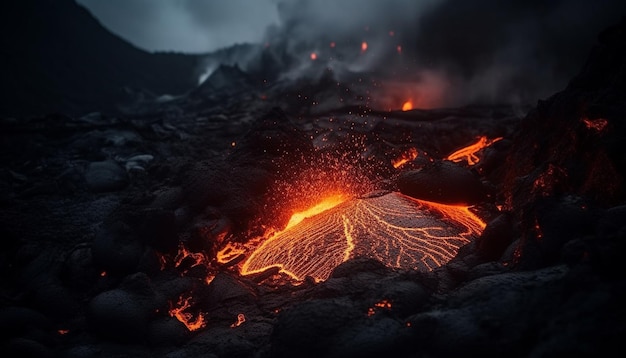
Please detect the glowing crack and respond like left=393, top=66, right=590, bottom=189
left=241, top=192, right=486, bottom=281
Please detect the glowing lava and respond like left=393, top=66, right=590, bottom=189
left=284, top=194, right=346, bottom=230
left=392, top=147, right=418, bottom=168
left=446, top=136, right=503, bottom=166
left=169, top=295, right=206, bottom=331
left=401, top=101, right=413, bottom=111
left=241, top=192, right=485, bottom=281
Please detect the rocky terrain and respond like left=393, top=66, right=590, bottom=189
left=1, top=2, right=626, bottom=357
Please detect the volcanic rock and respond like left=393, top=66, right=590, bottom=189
left=397, top=160, right=488, bottom=205
left=87, top=273, right=160, bottom=342
left=269, top=298, right=362, bottom=358
left=474, top=213, right=514, bottom=261
left=196, top=272, right=257, bottom=310
left=91, top=221, right=146, bottom=275
left=84, top=160, right=129, bottom=192
left=148, top=317, right=191, bottom=347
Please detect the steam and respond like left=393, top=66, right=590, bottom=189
left=82, top=0, right=625, bottom=107
left=219, top=0, right=626, bottom=107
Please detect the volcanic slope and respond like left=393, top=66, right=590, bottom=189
left=241, top=192, right=486, bottom=281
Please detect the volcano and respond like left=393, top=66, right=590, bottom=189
left=1, top=1, right=626, bottom=357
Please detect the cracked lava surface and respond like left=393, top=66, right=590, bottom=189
left=241, top=192, right=486, bottom=281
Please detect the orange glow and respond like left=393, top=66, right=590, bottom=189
left=100, top=271, right=106, bottom=277
left=230, top=313, right=246, bottom=328
left=397, top=45, right=402, bottom=54
left=367, top=299, right=392, bottom=316
left=392, top=147, right=418, bottom=168
left=169, top=295, right=206, bottom=331
left=57, top=329, right=70, bottom=335
left=330, top=41, right=336, bottom=48
left=216, top=242, right=246, bottom=264
left=284, top=194, right=347, bottom=230
left=446, top=136, right=503, bottom=166
left=401, top=101, right=413, bottom=111
left=310, top=52, right=317, bottom=60
left=158, top=254, right=167, bottom=270
left=361, top=41, right=368, bottom=52
left=174, top=243, right=207, bottom=271
left=582, top=117, right=608, bottom=132
left=205, top=274, right=215, bottom=285
left=241, top=192, right=485, bottom=281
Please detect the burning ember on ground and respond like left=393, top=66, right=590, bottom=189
left=446, top=136, right=503, bottom=165
left=392, top=147, right=419, bottom=168
left=240, top=192, right=485, bottom=281
left=169, top=294, right=206, bottom=331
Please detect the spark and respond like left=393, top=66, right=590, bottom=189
left=402, top=101, right=413, bottom=111
left=241, top=192, right=485, bottom=281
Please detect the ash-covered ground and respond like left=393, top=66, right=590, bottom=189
left=2, top=2, right=626, bottom=357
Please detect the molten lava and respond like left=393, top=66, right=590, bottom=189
left=216, top=242, right=246, bottom=264
left=284, top=194, right=346, bottom=230
left=392, top=147, right=418, bottom=168
left=169, top=295, right=206, bottom=331
left=241, top=192, right=485, bottom=281
left=402, top=101, right=413, bottom=111
left=446, top=136, right=503, bottom=166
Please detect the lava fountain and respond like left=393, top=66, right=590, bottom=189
left=241, top=192, right=485, bottom=281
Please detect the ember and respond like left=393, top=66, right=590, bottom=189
left=169, top=295, right=206, bottom=331
left=392, top=147, right=418, bottom=168
left=361, top=41, right=368, bottom=52
left=230, top=313, right=246, bottom=328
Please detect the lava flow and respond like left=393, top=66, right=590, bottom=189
left=446, top=135, right=503, bottom=165
left=240, top=192, right=485, bottom=281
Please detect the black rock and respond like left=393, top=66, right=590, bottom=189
left=397, top=160, right=488, bottom=205
left=84, top=160, right=129, bottom=193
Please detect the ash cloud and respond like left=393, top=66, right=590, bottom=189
left=78, top=0, right=626, bottom=107
left=412, top=0, right=626, bottom=105
left=239, top=0, right=626, bottom=107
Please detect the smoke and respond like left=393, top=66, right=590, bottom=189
left=76, top=0, right=279, bottom=53
left=78, top=0, right=626, bottom=107
left=411, top=0, right=626, bottom=105
left=235, top=0, right=626, bottom=107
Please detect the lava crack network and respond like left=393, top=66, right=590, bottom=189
left=241, top=192, right=485, bottom=281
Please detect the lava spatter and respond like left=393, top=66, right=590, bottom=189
left=241, top=192, right=485, bottom=281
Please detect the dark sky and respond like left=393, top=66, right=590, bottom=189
left=75, top=0, right=626, bottom=106
left=76, top=0, right=281, bottom=53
